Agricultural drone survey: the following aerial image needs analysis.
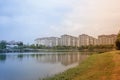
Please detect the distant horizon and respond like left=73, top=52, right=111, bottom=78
left=0, top=0, right=120, bottom=43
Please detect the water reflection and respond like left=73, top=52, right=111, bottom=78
left=32, top=53, right=88, bottom=66
left=0, top=52, right=88, bottom=66
left=0, top=54, right=6, bottom=62
left=0, top=52, right=89, bottom=80
left=17, top=54, right=24, bottom=60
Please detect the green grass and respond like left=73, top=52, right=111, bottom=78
left=43, top=51, right=115, bottom=80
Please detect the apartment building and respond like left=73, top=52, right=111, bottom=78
left=34, top=37, right=61, bottom=47
left=35, top=34, right=117, bottom=47
left=98, top=34, right=117, bottom=45
left=78, top=34, right=98, bottom=46
left=61, top=34, right=78, bottom=47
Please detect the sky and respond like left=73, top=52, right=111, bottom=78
left=0, top=0, right=120, bottom=43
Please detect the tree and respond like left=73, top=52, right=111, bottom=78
left=0, top=41, right=7, bottom=49
left=17, top=42, right=23, bottom=46
left=115, top=33, right=120, bottom=50
left=88, top=45, right=94, bottom=51
left=17, top=42, right=24, bottom=49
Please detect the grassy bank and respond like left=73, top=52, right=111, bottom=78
left=44, top=51, right=120, bottom=80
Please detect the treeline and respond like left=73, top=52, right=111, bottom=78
left=28, top=44, right=115, bottom=51
left=78, top=45, right=115, bottom=50
left=0, top=41, right=24, bottom=49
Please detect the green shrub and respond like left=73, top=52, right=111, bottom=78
left=116, top=33, right=120, bottom=50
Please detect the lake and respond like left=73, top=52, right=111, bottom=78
left=0, top=52, right=89, bottom=80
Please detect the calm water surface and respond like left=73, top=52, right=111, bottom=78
left=0, top=52, right=88, bottom=80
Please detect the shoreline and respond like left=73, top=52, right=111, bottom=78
left=0, top=48, right=112, bottom=53
left=44, top=50, right=119, bottom=80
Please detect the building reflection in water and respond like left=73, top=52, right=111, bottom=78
left=31, top=52, right=88, bottom=66
left=0, top=52, right=89, bottom=80
left=0, top=52, right=89, bottom=66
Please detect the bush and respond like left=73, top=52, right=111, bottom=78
left=0, top=41, right=7, bottom=49
left=115, top=33, right=120, bottom=50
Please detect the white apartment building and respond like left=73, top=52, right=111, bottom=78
left=35, top=34, right=117, bottom=47
left=78, top=34, right=90, bottom=46
left=61, top=34, right=78, bottom=47
left=78, top=34, right=98, bottom=46
left=35, top=37, right=61, bottom=47
left=98, top=34, right=117, bottom=45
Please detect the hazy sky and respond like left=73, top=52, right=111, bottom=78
left=0, top=0, right=120, bottom=43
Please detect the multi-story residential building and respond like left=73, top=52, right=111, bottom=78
left=78, top=34, right=98, bottom=46
left=34, top=37, right=61, bottom=47
left=93, top=38, right=99, bottom=45
left=61, top=34, right=78, bottom=47
left=89, top=36, right=96, bottom=45
left=78, top=34, right=90, bottom=46
left=35, top=34, right=117, bottom=47
left=98, top=34, right=117, bottom=45
left=72, top=37, right=78, bottom=47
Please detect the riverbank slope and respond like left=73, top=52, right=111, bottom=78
left=45, top=50, right=120, bottom=80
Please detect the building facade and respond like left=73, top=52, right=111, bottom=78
left=98, top=34, right=117, bottom=45
left=78, top=34, right=97, bottom=46
left=35, top=37, right=61, bottom=47
left=35, top=34, right=117, bottom=47
left=61, top=34, right=78, bottom=47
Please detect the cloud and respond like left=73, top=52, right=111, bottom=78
left=0, top=0, right=120, bottom=43
left=50, top=0, right=120, bottom=37
left=0, top=0, right=73, bottom=43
